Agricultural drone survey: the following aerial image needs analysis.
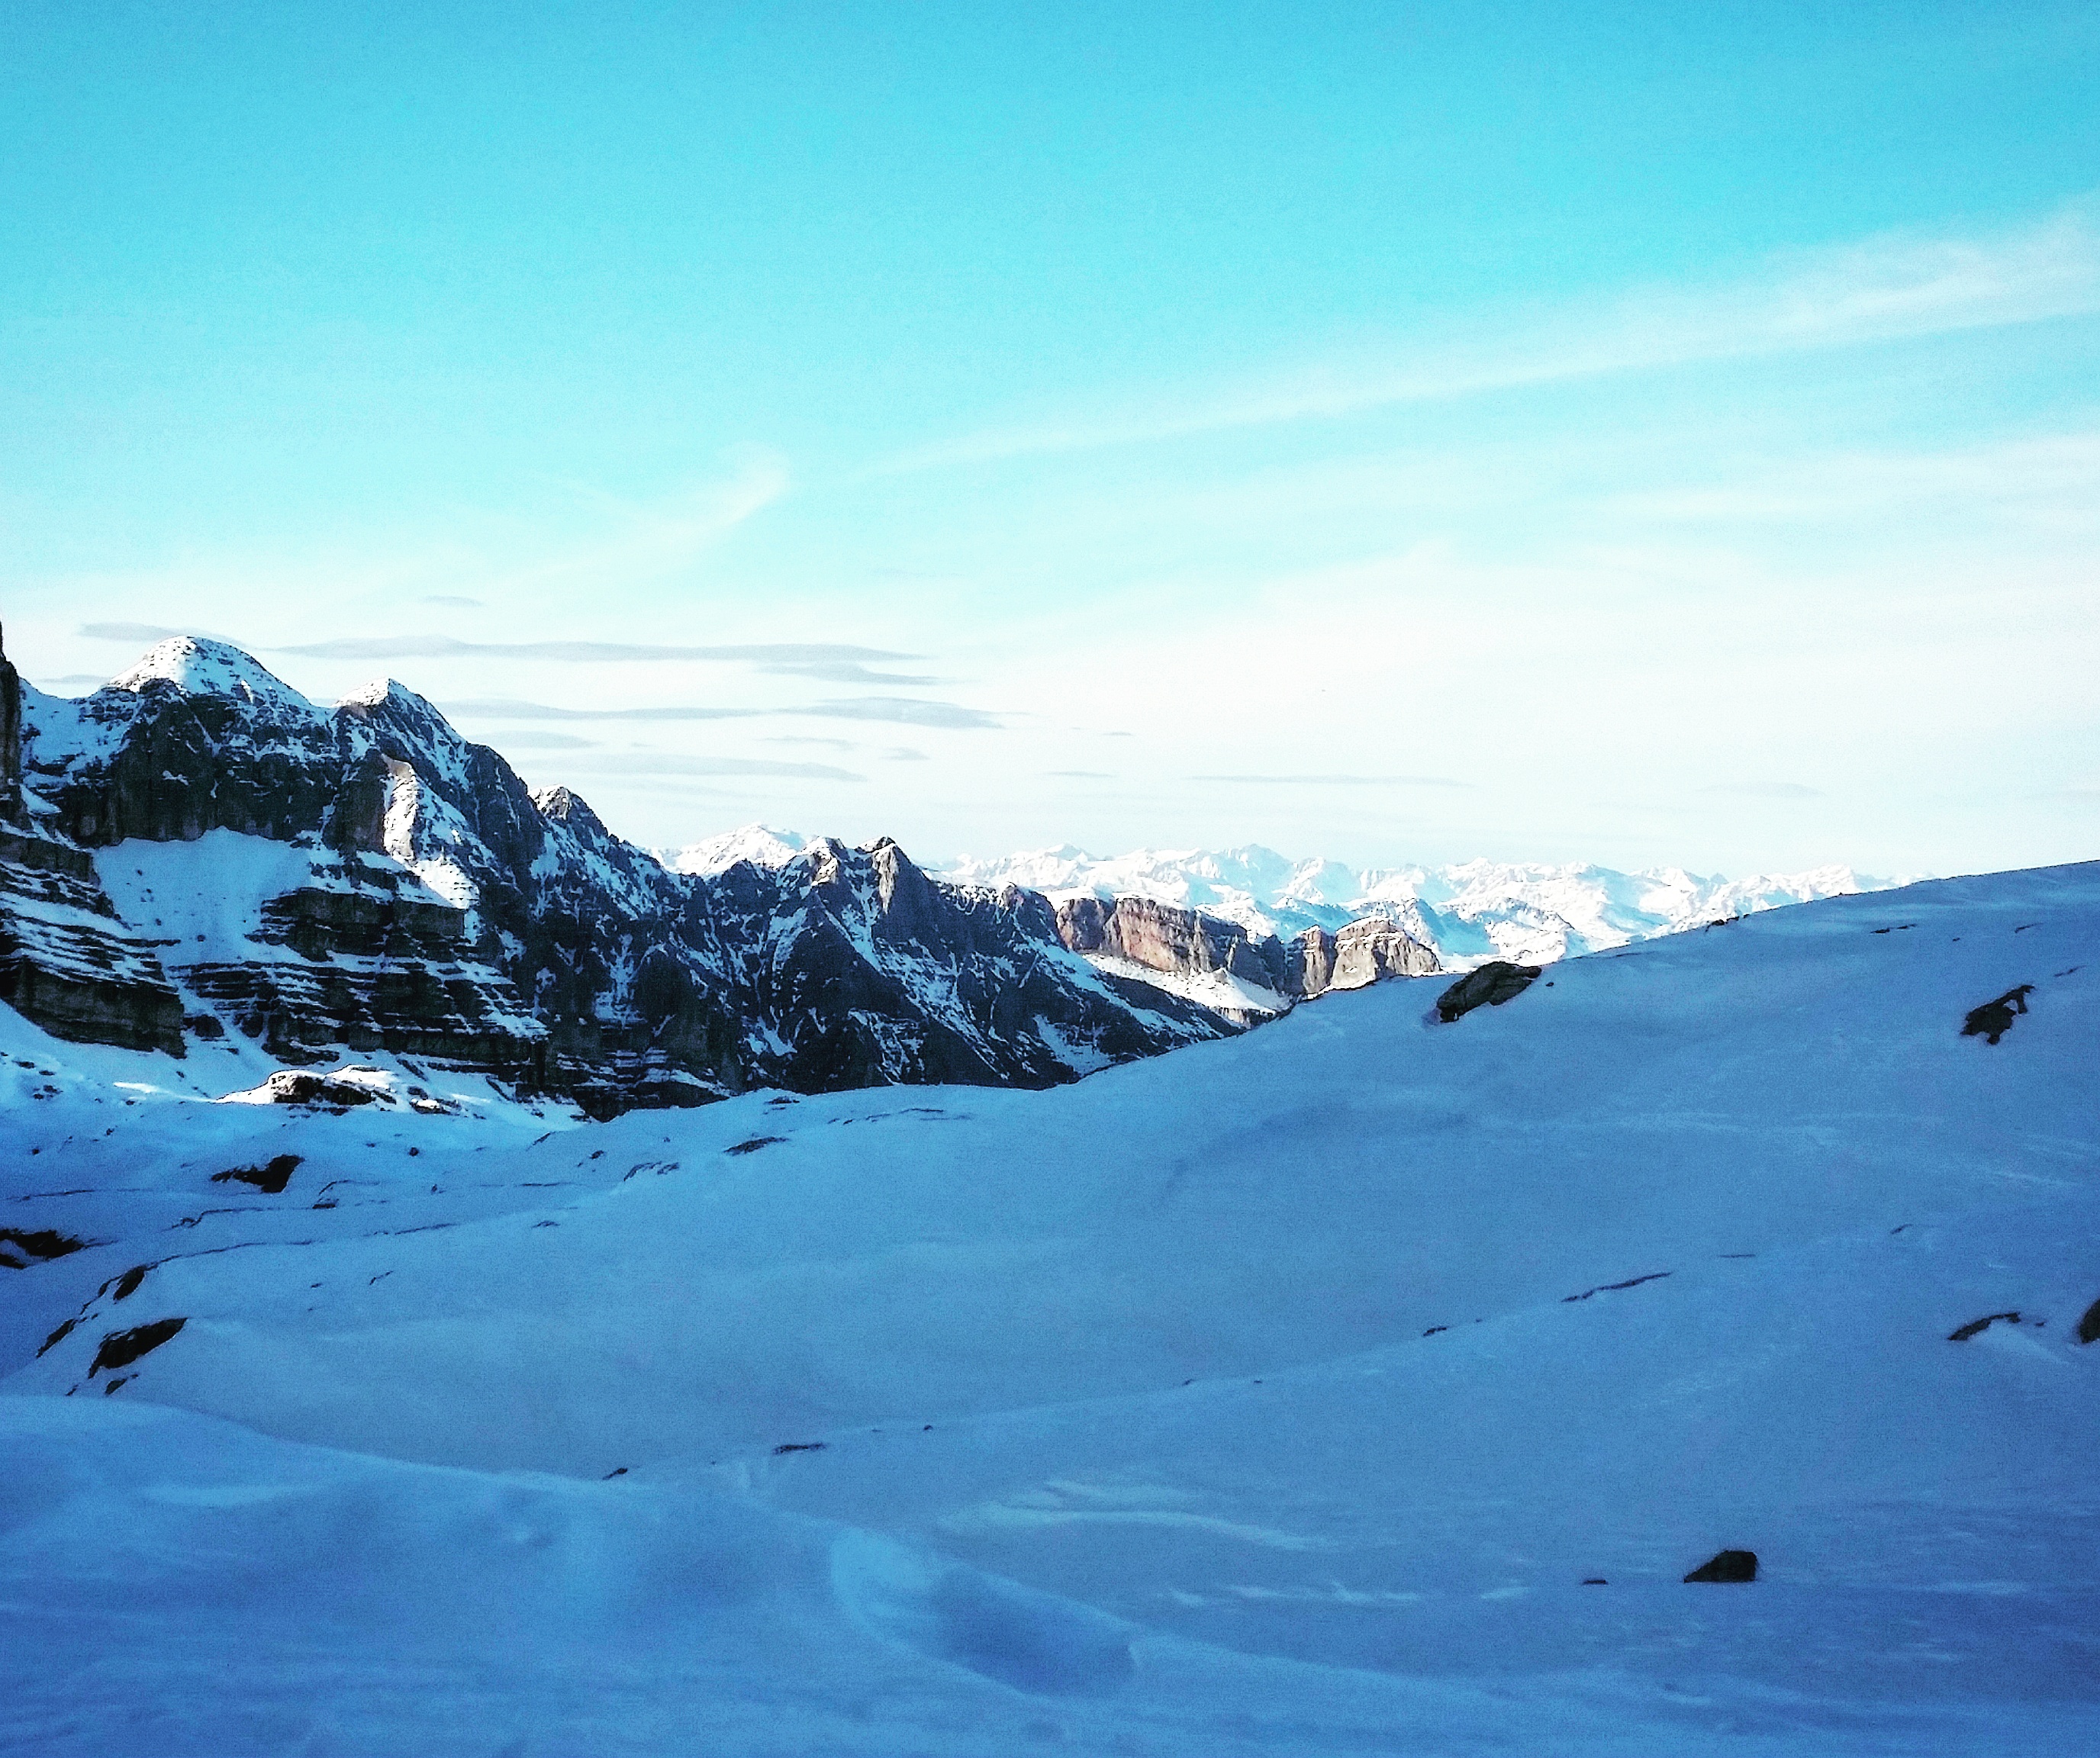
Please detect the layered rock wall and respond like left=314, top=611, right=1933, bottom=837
left=1055, top=893, right=1438, bottom=1003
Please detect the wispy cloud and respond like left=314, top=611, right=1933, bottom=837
left=883, top=201, right=2100, bottom=472
left=490, top=731, right=599, bottom=750
left=443, top=694, right=1003, bottom=730
left=1614, top=430, right=2100, bottom=528
left=278, top=636, right=915, bottom=665
left=755, top=660, right=949, bottom=686
left=1702, top=781, right=1821, bottom=799
left=810, top=696, right=1000, bottom=729
left=82, top=620, right=229, bottom=645
left=440, top=697, right=757, bottom=722
left=1047, top=768, right=1113, bottom=778
left=497, top=453, right=791, bottom=592
left=422, top=594, right=483, bottom=607
left=761, top=735, right=856, bottom=750
left=79, top=623, right=921, bottom=670
left=1191, top=772, right=1474, bottom=788
left=562, top=752, right=864, bottom=782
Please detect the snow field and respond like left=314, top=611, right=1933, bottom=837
left=1, top=861, right=2095, bottom=1753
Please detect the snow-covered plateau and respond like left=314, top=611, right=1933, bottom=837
left=3, top=859, right=2095, bottom=1755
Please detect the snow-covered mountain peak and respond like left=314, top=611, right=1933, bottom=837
left=656, top=823, right=814, bottom=876
left=335, top=676, right=414, bottom=712
left=108, top=636, right=314, bottom=715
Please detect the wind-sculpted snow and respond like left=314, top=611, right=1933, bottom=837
left=2, top=863, right=2095, bottom=1753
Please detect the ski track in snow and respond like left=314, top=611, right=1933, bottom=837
left=1, top=863, right=2098, bottom=1755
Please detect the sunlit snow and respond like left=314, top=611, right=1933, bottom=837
left=2, top=863, right=2095, bottom=1755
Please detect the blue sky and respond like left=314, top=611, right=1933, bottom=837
left=3, top=2, right=2096, bottom=874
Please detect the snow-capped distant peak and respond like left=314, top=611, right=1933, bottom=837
left=657, top=823, right=814, bottom=877
left=932, top=842, right=1895, bottom=968
left=336, top=676, right=416, bottom=712
left=108, top=637, right=315, bottom=715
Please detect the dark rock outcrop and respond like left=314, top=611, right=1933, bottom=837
left=2078, top=1298, right=2100, bottom=1345
left=211, top=1154, right=303, bottom=1193
left=1435, top=960, right=1542, bottom=1022
left=1683, top=1549, right=1757, bottom=1583
left=0, top=1228, right=90, bottom=1268
left=1961, top=985, right=2034, bottom=1044
left=0, top=622, right=22, bottom=827
left=88, top=1316, right=186, bottom=1376
left=1947, top=1311, right=2021, bottom=1341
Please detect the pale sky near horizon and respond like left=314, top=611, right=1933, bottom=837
left=3, top=2, right=2096, bottom=877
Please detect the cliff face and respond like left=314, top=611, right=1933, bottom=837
left=0, top=626, right=21, bottom=827
left=1054, top=893, right=1438, bottom=1012
left=0, top=629, right=188, bottom=1054
left=5, top=638, right=1233, bottom=1111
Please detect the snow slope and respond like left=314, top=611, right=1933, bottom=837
left=2, top=863, right=2096, bottom=1754
left=938, top=838, right=1883, bottom=965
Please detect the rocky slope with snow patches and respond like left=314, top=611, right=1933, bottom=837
left=937, top=839, right=1882, bottom=967
left=0, top=636, right=1235, bottom=1113
left=2, top=861, right=2095, bottom=1754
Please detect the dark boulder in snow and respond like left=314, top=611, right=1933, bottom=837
left=1435, top=961, right=1542, bottom=1022
left=2075, top=1298, right=2100, bottom=1345
left=1961, top=984, right=2034, bottom=1044
left=0, top=1227, right=89, bottom=1268
left=1947, top=1311, right=2021, bottom=1341
left=88, top=1316, right=186, bottom=1376
left=1683, top=1549, right=1758, bottom=1583
left=211, top=1153, right=303, bottom=1193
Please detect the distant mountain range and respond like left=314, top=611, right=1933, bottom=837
left=672, top=829, right=1887, bottom=970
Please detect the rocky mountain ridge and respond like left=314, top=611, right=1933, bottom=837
left=0, top=634, right=1436, bottom=1112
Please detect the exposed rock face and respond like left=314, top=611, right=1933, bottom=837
left=0, top=623, right=22, bottom=826
left=173, top=865, right=546, bottom=1079
left=1295, top=917, right=1442, bottom=996
left=1055, top=893, right=1438, bottom=1017
left=1056, top=894, right=1290, bottom=1015
left=0, top=629, right=189, bottom=1054
left=8, top=638, right=1236, bottom=1111
left=0, top=821, right=187, bottom=1053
